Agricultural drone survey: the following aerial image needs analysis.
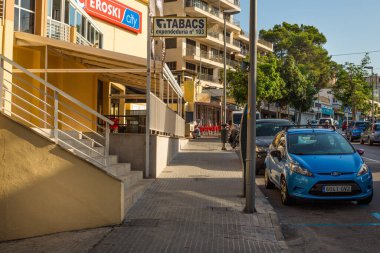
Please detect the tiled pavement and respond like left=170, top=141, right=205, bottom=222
left=0, top=138, right=287, bottom=253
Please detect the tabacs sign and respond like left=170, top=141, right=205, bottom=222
left=152, top=17, right=207, bottom=37
left=77, top=0, right=142, bottom=33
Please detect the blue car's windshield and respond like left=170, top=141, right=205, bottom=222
left=257, top=122, right=291, bottom=137
left=287, top=132, right=355, bottom=155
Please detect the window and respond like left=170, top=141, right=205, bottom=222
left=186, top=39, right=196, bottom=47
left=186, top=62, right=196, bottom=72
left=166, top=62, right=177, bottom=70
left=14, top=0, right=35, bottom=33
left=165, top=38, right=177, bottom=49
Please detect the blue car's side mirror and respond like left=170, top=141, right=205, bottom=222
left=357, top=149, right=364, bottom=156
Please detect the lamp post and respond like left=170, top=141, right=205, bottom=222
left=221, top=9, right=240, bottom=151
left=223, top=10, right=241, bottom=125
left=365, top=66, right=375, bottom=124
left=245, top=0, right=257, bottom=213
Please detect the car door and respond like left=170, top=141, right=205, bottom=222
left=271, top=134, right=287, bottom=185
left=267, top=133, right=282, bottom=179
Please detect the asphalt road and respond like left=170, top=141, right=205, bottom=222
left=257, top=142, right=380, bottom=253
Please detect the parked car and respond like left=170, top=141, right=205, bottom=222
left=265, top=127, right=373, bottom=205
left=360, top=123, right=380, bottom=145
left=346, top=121, right=370, bottom=142
left=255, top=119, right=293, bottom=174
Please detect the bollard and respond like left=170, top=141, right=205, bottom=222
left=221, top=124, right=228, bottom=150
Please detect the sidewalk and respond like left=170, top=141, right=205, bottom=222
left=0, top=137, right=287, bottom=253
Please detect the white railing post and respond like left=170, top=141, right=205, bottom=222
left=105, top=122, right=110, bottom=166
left=0, top=58, right=4, bottom=111
left=54, top=90, right=59, bottom=143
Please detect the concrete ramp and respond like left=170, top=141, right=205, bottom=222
left=0, top=113, right=124, bottom=241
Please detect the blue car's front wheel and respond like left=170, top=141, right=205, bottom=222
left=358, top=193, right=373, bottom=205
left=281, top=176, right=295, bottom=205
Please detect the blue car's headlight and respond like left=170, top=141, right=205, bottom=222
left=357, top=164, right=369, bottom=176
left=290, top=162, right=313, bottom=177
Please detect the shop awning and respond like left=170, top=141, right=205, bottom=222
left=13, top=32, right=183, bottom=98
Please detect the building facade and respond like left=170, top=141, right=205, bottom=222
left=0, top=0, right=185, bottom=241
left=162, top=0, right=273, bottom=127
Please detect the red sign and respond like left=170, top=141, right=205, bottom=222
left=79, top=0, right=142, bottom=34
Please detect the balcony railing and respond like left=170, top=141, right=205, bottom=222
left=233, top=39, right=240, bottom=47
left=258, top=39, right=274, bottom=50
left=240, top=48, right=248, bottom=56
left=199, top=73, right=218, bottom=82
left=46, top=18, right=71, bottom=42
left=76, top=32, right=92, bottom=46
left=0, top=0, right=5, bottom=23
left=208, top=31, right=220, bottom=39
left=223, top=0, right=240, bottom=7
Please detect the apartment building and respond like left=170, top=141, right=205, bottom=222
left=163, top=0, right=273, bottom=126
left=0, top=0, right=186, bottom=241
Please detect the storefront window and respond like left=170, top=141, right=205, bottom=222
left=14, top=0, right=35, bottom=34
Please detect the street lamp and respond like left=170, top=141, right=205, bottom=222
left=221, top=9, right=240, bottom=151
left=364, top=66, right=375, bottom=124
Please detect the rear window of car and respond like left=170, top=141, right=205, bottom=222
left=375, top=125, right=380, bottom=131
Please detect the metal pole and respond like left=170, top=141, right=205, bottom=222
left=145, top=4, right=152, bottom=178
left=245, top=0, right=257, bottom=213
left=0, top=58, right=4, bottom=112
left=371, top=70, right=375, bottom=124
left=223, top=16, right=227, bottom=126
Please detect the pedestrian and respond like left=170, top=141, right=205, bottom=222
left=307, top=120, right=311, bottom=128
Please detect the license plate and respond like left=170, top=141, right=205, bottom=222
left=323, top=185, right=352, bottom=192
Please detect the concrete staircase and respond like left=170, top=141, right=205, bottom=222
left=47, top=129, right=153, bottom=216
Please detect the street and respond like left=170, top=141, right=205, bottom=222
left=257, top=142, right=380, bottom=253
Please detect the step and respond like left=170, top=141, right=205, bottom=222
left=106, top=163, right=132, bottom=177
left=119, top=170, right=143, bottom=188
left=124, top=179, right=155, bottom=216
left=72, top=146, right=105, bottom=157
left=59, top=138, right=96, bottom=149
left=58, top=130, right=82, bottom=140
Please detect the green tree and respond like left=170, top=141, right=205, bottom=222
left=260, top=22, right=333, bottom=89
left=260, top=22, right=334, bottom=122
left=226, top=53, right=285, bottom=107
left=280, top=56, right=316, bottom=123
left=332, top=55, right=372, bottom=119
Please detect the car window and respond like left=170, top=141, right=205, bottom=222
left=287, top=132, right=355, bottom=155
left=355, top=122, right=368, bottom=127
left=256, top=122, right=291, bottom=137
left=374, top=125, right=380, bottom=131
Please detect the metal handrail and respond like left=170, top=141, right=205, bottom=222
left=0, top=54, right=113, bottom=167
left=0, top=55, right=113, bottom=125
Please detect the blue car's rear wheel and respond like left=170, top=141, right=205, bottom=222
left=281, top=176, right=294, bottom=205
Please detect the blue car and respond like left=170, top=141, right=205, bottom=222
left=345, top=121, right=369, bottom=142
left=264, top=128, right=373, bottom=205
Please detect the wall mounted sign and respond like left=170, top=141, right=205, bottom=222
left=77, top=0, right=142, bottom=33
left=152, top=17, right=207, bottom=37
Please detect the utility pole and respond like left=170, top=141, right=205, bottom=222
left=365, top=66, right=375, bottom=124
left=145, top=3, right=152, bottom=178
left=245, top=0, right=257, bottom=213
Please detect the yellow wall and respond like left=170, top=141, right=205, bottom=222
left=12, top=47, right=103, bottom=132
left=94, top=0, right=148, bottom=58
left=0, top=114, right=124, bottom=241
left=183, top=81, right=195, bottom=103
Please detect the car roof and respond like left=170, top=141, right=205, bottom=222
left=256, top=119, right=292, bottom=123
left=286, top=128, right=336, bottom=134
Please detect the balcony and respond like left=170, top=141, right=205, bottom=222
left=184, top=46, right=223, bottom=68
left=46, top=17, right=97, bottom=47
left=219, top=0, right=241, bottom=11
left=185, top=0, right=240, bottom=31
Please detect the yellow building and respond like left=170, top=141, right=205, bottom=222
left=0, top=0, right=186, bottom=241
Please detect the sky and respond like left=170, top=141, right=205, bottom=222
left=235, top=0, right=380, bottom=73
